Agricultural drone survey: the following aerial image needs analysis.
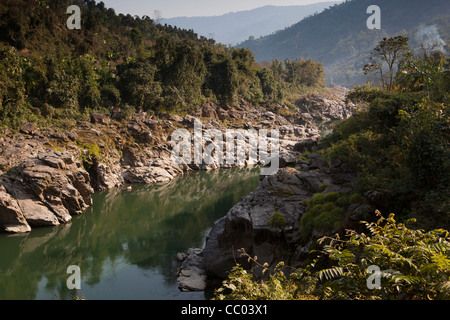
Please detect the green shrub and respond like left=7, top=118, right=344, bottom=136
left=215, top=212, right=450, bottom=301
left=314, top=207, right=345, bottom=232
left=349, top=193, right=365, bottom=203
left=269, top=212, right=287, bottom=229
left=336, top=195, right=350, bottom=208
left=309, top=204, right=324, bottom=215
left=309, top=193, right=325, bottom=206
left=317, top=211, right=450, bottom=300
left=322, top=202, right=335, bottom=212
left=300, top=195, right=346, bottom=240
left=299, top=212, right=315, bottom=240
left=324, top=192, right=340, bottom=202
left=321, top=80, right=448, bottom=227
left=214, top=250, right=318, bottom=300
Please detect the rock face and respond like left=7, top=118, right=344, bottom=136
left=0, top=150, right=93, bottom=232
left=177, top=248, right=208, bottom=292
left=294, top=86, right=356, bottom=123
left=0, top=185, right=31, bottom=233
left=203, top=155, right=356, bottom=280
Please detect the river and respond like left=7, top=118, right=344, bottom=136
left=0, top=167, right=261, bottom=300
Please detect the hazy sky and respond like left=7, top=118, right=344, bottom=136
left=100, top=0, right=340, bottom=18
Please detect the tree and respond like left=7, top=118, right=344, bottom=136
left=0, top=45, right=27, bottom=128
left=364, top=36, right=412, bottom=91
left=284, top=58, right=302, bottom=86
left=204, top=56, right=239, bottom=104
left=130, top=28, right=143, bottom=47
left=159, top=40, right=207, bottom=109
left=117, top=58, right=162, bottom=111
left=270, top=58, right=284, bottom=82
left=257, top=69, right=282, bottom=101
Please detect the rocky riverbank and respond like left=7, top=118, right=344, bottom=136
left=0, top=87, right=356, bottom=291
left=203, top=154, right=358, bottom=279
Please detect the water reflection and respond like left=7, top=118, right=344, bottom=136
left=0, top=167, right=261, bottom=300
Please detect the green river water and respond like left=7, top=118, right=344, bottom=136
left=0, top=167, right=261, bottom=300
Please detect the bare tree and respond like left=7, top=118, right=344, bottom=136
left=364, top=36, right=412, bottom=91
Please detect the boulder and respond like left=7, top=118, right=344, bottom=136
left=203, top=170, right=310, bottom=279
left=0, top=150, right=94, bottom=231
left=295, top=170, right=333, bottom=193
left=20, top=122, right=38, bottom=135
left=0, top=186, right=31, bottom=233
left=122, top=166, right=174, bottom=185
left=90, top=113, right=110, bottom=125
left=217, top=108, right=229, bottom=121
left=293, top=138, right=319, bottom=153
left=92, top=162, right=124, bottom=191
left=177, top=248, right=207, bottom=292
left=203, top=149, right=358, bottom=280
left=201, top=104, right=219, bottom=121
left=182, top=115, right=200, bottom=127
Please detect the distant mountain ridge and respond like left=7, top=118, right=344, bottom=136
left=239, top=0, right=450, bottom=87
left=160, top=2, right=341, bottom=45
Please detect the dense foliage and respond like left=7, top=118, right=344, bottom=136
left=321, top=49, right=449, bottom=229
left=215, top=212, right=450, bottom=300
left=318, top=212, right=450, bottom=300
left=0, top=0, right=326, bottom=130
left=215, top=37, right=450, bottom=300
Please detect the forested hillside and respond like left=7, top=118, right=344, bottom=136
left=161, top=3, right=339, bottom=45
left=240, top=0, right=450, bottom=87
left=0, top=0, right=326, bottom=130
left=215, top=35, right=450, bottom=301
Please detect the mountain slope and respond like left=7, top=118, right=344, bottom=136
left=160, top=2, right=341, bottom=45
left=239, top=0, right=450, bottom=87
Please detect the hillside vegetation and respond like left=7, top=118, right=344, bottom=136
left=215, top=36, right=450, bottom=300
left=0, top=0, right=326, bottom=131
left=239, top=0, right=450, bottom=87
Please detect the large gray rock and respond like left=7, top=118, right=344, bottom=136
left=177, top=248, right=208, bottom=292
left=203, top=170, right=311, bottom=279
left=293, top=138, right=319, bottom=153
left=0, top=151, right=94, bottom=232
left=0, top=185, right=31, bottom=233
left=203, top=154, right=357, bottom=280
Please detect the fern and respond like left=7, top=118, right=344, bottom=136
left=317, top=211, right=450, bottom=300
left=215, top=211, right=450, bottom=300
left=318, top=267, right=344, bottom=281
